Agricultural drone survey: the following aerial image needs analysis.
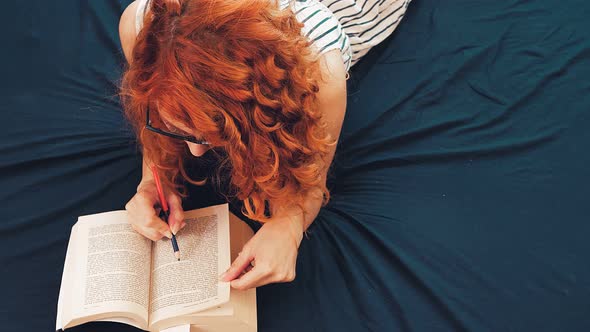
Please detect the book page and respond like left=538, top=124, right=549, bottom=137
left=149, top=204, right=231, bottom=328
left=64, top=211, right=151, bottom=329
left=56, top=223, right=79, bottom=330
left=180, top=213, right=257, bottom=332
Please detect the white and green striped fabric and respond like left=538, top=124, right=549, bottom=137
left=281, top=0, right=411, bottom=70
left=319, top=0, right=411, bottom=66
left=279, top=0, right=352, bottom=71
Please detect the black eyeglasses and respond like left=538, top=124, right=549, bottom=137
left=145, top=107, right=210, bottom=145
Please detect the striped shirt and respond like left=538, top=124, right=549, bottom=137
left=279, top=0, right=352, bottom=71
left=318, top=0, right=412, bottom=66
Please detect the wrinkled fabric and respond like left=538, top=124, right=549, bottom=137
left=1, top=1, right=589, bottom=331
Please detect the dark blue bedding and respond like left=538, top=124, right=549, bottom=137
left=1, top=1, right=589, bottom=331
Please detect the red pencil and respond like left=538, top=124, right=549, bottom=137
left=150, top=165, right=181, bottom=261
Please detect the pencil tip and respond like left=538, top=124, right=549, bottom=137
left=174, top=251, right=180, bottom=261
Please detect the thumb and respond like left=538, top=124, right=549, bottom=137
left=167, top=193, right=185, bottom=234
left=220, top=249, right=253, bottom=282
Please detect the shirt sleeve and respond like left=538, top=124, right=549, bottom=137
left=134, top=0, right=150, bottom=35
left=295, top=2, right=352, bottom=71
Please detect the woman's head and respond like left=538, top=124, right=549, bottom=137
left=121, top=0, right=331, bottom=221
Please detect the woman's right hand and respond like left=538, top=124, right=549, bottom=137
left=125, top=179, right=186, bottom=241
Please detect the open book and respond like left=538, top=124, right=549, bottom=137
left=56, top=204, right=257, bottom=332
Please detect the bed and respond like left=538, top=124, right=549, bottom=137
left=1, top=0, right=589, bottom=331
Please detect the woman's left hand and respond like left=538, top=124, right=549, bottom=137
left=219, top=214, right=304, bottom=290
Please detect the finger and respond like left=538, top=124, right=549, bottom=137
left=230, top=267, right=270, bottom=290
left=147, top=214, right=173, bottom=239
left=244, top=262, right=254, bottom=273
left=130, top=194, right=162, bottom=224
left=220, top=250, right=254, bottom=282
left=126, top=200, right=156, bottom=236
left=167, top=194, right=185, bottom=234
left=126, top=186, right=169, bottom=241
left=135, top=189, right=172, bottom=238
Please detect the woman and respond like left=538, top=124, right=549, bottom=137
left=119, top=0, right=410, bottom=290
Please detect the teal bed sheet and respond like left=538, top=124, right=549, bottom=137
left=1, top=1, right=589, bottom=331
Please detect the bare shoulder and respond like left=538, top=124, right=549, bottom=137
left=316, top=49, right=347, bottom=143
left=319, top=49, right=347, bottom=81
left=119, top=0, right=139, bottom=63
left=317, top=49, right=347, bottom=103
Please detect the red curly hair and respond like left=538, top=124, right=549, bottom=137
left=121, top=0, right=332, bottom=221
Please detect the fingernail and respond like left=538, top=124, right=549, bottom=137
left=219, top=271, right=228, bottom=281
left=164, top=230, right=173, bottom=239
left=172, top=223, right=182, bottom=235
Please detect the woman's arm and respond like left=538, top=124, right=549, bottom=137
left=276, top=48, right=348, bottom=232
left=221, top=49, right=348, bottom=289
left=119, top=1, right=186, bottom=239
left=119, top=0, right=138, bottom=63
